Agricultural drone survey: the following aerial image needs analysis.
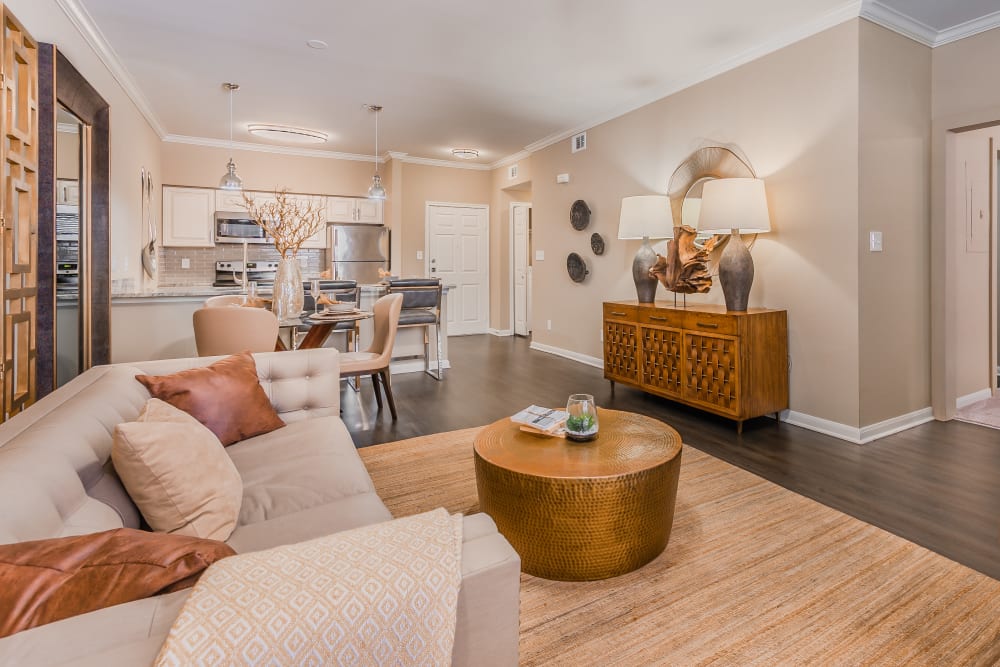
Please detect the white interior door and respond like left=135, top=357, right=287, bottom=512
left=427, top=204, right=489, bottom=335
left=513, top=204, right=531, bottom=336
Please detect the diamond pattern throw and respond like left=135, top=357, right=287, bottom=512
left=154, top=509, right=463, bottom=666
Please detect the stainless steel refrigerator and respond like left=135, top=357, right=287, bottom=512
left=328, top=224, right=389, bottom=283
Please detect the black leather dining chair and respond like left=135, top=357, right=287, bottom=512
left=299, top=280, right=360, bottom=350
left=386, top=278, right=444, bottom=380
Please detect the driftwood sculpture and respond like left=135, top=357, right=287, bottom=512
left=649, top=225, right=716, bottom=294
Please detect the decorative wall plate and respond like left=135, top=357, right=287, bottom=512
left=590, top=233, right=605, bottom=255
left=570, top=200, right=591, bottom=231
left=567, top=252, right=589, bottom=283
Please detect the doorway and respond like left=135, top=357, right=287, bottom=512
left=425, top=202, right=489, bottom=335
left=510, top=202, right=532, bottom=337
left=55, top=106, right=83, bottom=387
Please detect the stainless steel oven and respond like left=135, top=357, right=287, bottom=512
left=215, top=212, right=268, bottom=243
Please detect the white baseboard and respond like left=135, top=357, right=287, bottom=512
left=957, top=388, right=992, bottom=409
left=780, top=406, right=933, bottom=444
left=488, top=328, right=513, bottom=337
left=528, top=341, right=603, bottom=369
left=389, top=359, right=452, bottom=375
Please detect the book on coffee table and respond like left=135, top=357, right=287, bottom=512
left=511, top=405, right=568, bottom=435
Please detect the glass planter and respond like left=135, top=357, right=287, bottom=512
left=565, top=393, right=599, bottom=442
left=271, top=257, right=303, bottom=321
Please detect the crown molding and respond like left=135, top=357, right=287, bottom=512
left=54, top=0, right=167, bottom=138
left=859, top=0, right=936, bottom=46
left=934, top=8, right=1000, bottom=46
left=163, top=134, right=384, bottom=162
left=860, top=1, right=1000, bottom=47
left=489, top=150, right=532, bottom=170
left=494, top=0, right=863, bottom=166
left=385, top=151, right=491, bottom=171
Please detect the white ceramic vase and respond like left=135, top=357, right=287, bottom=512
left=271, top=257, right=303, bottom=321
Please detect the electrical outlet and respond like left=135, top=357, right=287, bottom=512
left=547, top=319, right=552, bottom=330
left=416, top=250, right=424, bottom=260
left=181, top=258, right=190, bottom=269
left=869, top=231, right=883, bottom=252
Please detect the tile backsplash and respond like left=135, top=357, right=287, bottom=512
left=158, top=246, right=327, bottom=286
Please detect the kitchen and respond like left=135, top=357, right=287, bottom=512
left=108, top=139, right=497, bottom=369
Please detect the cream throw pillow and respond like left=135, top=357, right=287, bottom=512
left=112, top=399, right=242, bottom=541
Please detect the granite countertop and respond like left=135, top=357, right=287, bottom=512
left=111, top=282, right=450, bottom=300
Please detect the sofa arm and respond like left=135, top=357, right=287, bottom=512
left=129, top=349, right=341, bottom=420
left=454, top=513, right=521, bottom=667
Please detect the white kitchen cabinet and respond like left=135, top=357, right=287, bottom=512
left=215, top=189, right=248, bottom=213
left=56, top=179, right=79, bottom=205
left=326, top=196, right=382, bottom=224
left=163, top=187, right=214, bottom=247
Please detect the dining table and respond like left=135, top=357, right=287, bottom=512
left=274, top=309, right=373, bottom=351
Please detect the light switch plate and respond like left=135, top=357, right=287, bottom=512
left=416, top=250, right=424, bottom=260
left=869, top=231, right=883, bottom=252
left=535, top=250, right=545, bottom=261
left=181, top=258, right=190, bottom=269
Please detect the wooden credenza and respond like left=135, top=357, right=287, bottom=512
left=603, top=301, right=788, bottom=431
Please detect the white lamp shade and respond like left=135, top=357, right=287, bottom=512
left=618, top=195, right=673, bottom=240
left=698, top=178, right=771, bottom=235
left=680, top=197, right=701, bottom=229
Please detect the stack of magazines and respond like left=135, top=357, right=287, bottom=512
left=510, top=405, right=568, bottom=437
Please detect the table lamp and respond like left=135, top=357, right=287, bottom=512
left=697, top=178, right=771, bottom=312
left=618, top=196, right=673, bottom=303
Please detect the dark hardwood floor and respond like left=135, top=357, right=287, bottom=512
left=341, top=335, right=1000, bottom=581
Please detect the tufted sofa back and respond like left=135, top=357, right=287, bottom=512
left=0, top=349, right=340, bottom=545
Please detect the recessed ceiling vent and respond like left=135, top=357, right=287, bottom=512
left=508, top=164, right=519, bottom=180
left=571, top=131, right=587, bottom=153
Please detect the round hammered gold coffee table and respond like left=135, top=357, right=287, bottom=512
left=474, top=408, right=682, bottom=581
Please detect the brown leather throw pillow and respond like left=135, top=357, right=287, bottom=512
left=0, top=528, right=235, bottom=638
left=135, top=351, right=284, bottom=446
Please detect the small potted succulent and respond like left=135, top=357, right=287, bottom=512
left=565, top=394, right=599, bottom=442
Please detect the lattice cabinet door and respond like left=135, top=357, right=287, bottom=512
left=1, top=10, right=38, bottom=420
left=603, top=320, right=639, bottom=382
left=640, top=325, right=683, bottom=398
left=682, top=332, right=739, bottom=415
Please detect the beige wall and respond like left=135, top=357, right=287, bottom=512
left=56, top=129, right=79, bottom=180
left=929, top=26, right=1000, bottom=415
left=527, top=21, right=862, bottom=427
left=857, top=21, right=932, bottom=425
left=489, top=158, right=533, bottom=330
left=397, top=163, right=491, bottom=277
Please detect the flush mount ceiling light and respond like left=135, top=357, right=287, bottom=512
left=305, top=39, right=328, bottom=50
left=366, top=104, right=387, bottom=201
left=219, top=82, right=242, bottom=191
left=247, top=124, right=329, bottom=144
left=452, top=148, right=480, bottom=160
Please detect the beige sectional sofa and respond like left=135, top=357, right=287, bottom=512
left=0, top=349, right=520, bottom=665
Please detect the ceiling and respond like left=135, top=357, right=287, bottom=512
left=75, top=0, right=1000, bottom=166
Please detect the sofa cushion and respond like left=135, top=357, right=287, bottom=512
left=226, top=415, right=376, bottom=525
left=112, top=400, right=242, bottom=541
left=135, top=351, right=284, bottom=446
left=0, top=528, right=234, bottom=639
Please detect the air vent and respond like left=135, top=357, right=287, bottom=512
left=571, top=131, right=587, bottom=153
left=508, top=164, right=519, bottom=180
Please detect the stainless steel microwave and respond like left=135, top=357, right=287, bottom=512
left=215, top=212, right=268, bottom=244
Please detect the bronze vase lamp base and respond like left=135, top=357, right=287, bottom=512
left=632, top=237, right=659, bottom=304
left=717, top=230, right=754, bottom=312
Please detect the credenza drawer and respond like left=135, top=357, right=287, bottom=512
left=683, top=311, right=737, bottom=335
left=603, top=303, right=638, bottom=321
left=639, top=309, right=684, bottom=327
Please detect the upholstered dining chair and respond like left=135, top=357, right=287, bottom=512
left=339, top=293, right=403, bottom=420
left=299, top=280, right=360, bottom=350
left=386, top=278, right=444, bottom=380
left=192, top=306, right=280, bottom=356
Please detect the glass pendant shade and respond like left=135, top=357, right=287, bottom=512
left=367, top=173, right=386, bottom=200
left=219, top=158, right=242, bottom=190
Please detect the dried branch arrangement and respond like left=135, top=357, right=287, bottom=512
left=649, top=225, right=716, bottom=294
left=242, top=189, right=326, bottom=258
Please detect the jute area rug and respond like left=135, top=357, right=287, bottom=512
left=359, top=426, right=1000, bottom=666
left=956, top=395, right=1000, bottom=431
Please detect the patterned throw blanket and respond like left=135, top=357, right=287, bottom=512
left=155, top=509, right=463, bottom=666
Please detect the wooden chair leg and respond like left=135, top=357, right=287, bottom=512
left=379, top=369, right=398, bottom=420
left=371, top=373, right=383, bottom=411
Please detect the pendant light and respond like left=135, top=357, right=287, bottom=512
left=366, top=104, right=387, bottom=200
left=219, top=82, right=243, bottom=190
